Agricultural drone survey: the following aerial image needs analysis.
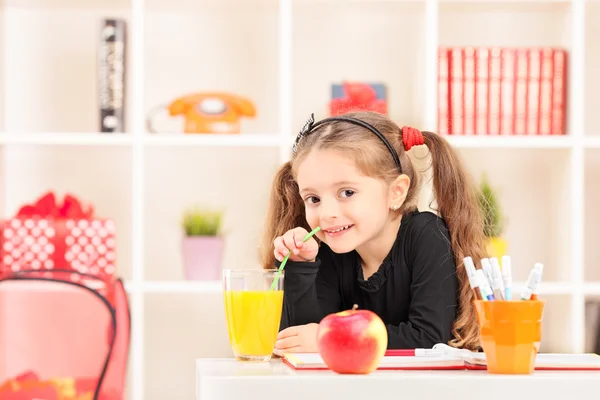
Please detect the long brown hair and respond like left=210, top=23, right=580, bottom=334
left=259, top=111, right=487, bottom=350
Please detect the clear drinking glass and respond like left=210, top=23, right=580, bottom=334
left=222, top=269, right=284, bottom=361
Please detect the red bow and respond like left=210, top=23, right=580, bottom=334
left=16, top=191, right=95, bottom=219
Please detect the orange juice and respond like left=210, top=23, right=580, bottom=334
left=224, top=289, right=284, bottom=361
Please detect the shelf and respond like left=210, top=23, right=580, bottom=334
left=292, top=1, right=426, bottom=130
left=584, top=295, right=600, bottom=353
left=585, top=284, right=600, bottom=296
left=0, top=132, right=133, bottom=146
left=456, top=148, right=572, bottom=283
left=1, top=146, right=134, bottom=280
left=585, top=136, right=600, bottom=148
left=585, top=149, right=600, bottom=282
left=144, top=292, right=232, bottom=400
left=1, top=6, right=132, bottom=133
left=140, top=281, right=221, bottom=293
left=444, top=135, right=573, bottom=149
left=125, top=280, right=573, bottom=295
left=439, top=1, right=571, bottom=48
left=513, top=281, right=573, bottom=295
left=143, top=133, right=281, bottom=147
left=2, top=0, right=131, bottom=8
left=585, top=1, right=600, bottom=136
left=145, top=0, right=277, bottom=10
left=143, top=146, right=280, bottom=281
left=143, top=1, right=279, bottom=134
left=539, top=294, right=572, bottom=353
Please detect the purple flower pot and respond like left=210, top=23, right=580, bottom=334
left=182, top=236, right=224, bottom=281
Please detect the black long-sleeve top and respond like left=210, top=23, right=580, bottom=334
left=278, top=210, right=459, bottom=349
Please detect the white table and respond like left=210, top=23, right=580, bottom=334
left=196, top=358, right=600, bottom=400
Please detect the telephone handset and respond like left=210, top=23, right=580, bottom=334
left=146, top=92, right=256, bottom=134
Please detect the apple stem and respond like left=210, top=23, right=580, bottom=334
left=352, top=304, right=359, bottom=310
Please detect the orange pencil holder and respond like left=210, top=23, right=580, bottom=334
left=474, top=300, right=545, bottom=374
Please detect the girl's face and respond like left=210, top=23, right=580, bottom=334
left=296, top=148, right=399, bottom=254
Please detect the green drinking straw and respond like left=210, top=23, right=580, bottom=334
left=269, top=226, right=321, bottom=291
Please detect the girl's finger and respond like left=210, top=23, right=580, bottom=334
left=283, top=232, right=299, bottom=255
left=275, top=335, right=299, bottom=350
left=274, top=237, right=290, bottom=255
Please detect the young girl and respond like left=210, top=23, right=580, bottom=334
left=259, top=111, right=487, bottom=353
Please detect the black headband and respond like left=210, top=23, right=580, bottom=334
left=292, top=113, right=403, bottom=173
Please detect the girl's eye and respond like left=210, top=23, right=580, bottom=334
left=340, top=190, right=355, bottom=198
left=306, top=196, right=320, bottom=204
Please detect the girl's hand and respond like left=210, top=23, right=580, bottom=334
left=273, top=323, right=320, bottom=356
left=273, top=227, right=318, bottom=263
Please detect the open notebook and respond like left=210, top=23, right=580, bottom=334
left=281, top=344, right=600, bottom=371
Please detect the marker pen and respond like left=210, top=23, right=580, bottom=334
left=476, top=269, right=494, bottom=301
left=530, top=263, right=544, bottom=300
left=463, top=256, right=483, bottom=301
left=501, top=255, right=512, bottom=300
left=520, top=265, right=542, bottom=301
left=489, top=257, right=505, bottom=300
left=481, top=258, right=494, bottom=287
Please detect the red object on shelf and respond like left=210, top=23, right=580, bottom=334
left=329, top=82, right=387, bottom=116
left=438, top=46, right=567, bottom=136
left=0, top=191, right=117, bottom=281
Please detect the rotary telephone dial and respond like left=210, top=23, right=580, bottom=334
left=146, top=92, right=256, bottom=134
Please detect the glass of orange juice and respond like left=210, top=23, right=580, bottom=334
left=222, top=269, right=284, bottom=362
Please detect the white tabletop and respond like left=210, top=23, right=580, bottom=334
left=196, top=358, right=600, bottom=400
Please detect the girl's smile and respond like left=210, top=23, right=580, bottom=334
left=322, top=224, right=355, bottom=237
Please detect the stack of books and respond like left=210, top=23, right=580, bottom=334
left=438, top=47, right=567, bottom=136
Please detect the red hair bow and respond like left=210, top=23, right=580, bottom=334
left=402, top=126, right=424, bottom=151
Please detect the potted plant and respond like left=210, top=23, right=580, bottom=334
left=181, top=206, right=225, bottom=281
left=477, top=174, right=508, bottom=261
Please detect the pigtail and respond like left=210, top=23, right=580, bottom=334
left=259, top=161, right=310, bottom=269
left=422, top=131, right=487, bottom=351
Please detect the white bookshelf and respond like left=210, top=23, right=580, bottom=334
left=1, top=0, right=600, bottom=399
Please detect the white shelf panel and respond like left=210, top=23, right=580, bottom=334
left=584, top=283, right=600, bottom=295
left=125, top=280, right=573, bottom=295
left=585, top=1, right=600, bottom=136
left=0, top=132, right=133, bottom=146
left=444, top=135, right=573, bottom=149
left=584, top=149, right=600, bottom=282
left=2, top=0, right=131, bottom=8
left=457, top=148, right=572, bottom=283
left=439, top=1, right=572, bottom=48
left=144, top=292, right=232, bottom=400
left=585, top=136, right=600, bottom=148
left=143, top=4, right=279, bottom=135
left=143, top=146, right=279, bottom=281
left=512, top=281, right=573, bottom=295
left=143, top=133, right=281, bottom=147
left=439, top=0, right=572, bottom=3
left=1, top=6, right=133, bottom=133
left=292, top=1, right=426, bottom=130
left=140, top=281, right=222, bottom=293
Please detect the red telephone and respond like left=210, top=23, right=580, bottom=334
left=147, top=92, right=256, bottom=134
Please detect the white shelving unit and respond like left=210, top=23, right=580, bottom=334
left=1, top=0, right=600, bottom=399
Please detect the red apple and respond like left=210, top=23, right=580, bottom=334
left=317, top=304, right=388, bottom=374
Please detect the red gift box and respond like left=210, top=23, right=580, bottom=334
left=0, top=191, right=117, bottom=280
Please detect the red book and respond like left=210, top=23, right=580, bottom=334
left=552, top=49, right=567, bottom=135
left=438, top=48, right=451, bottom=135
